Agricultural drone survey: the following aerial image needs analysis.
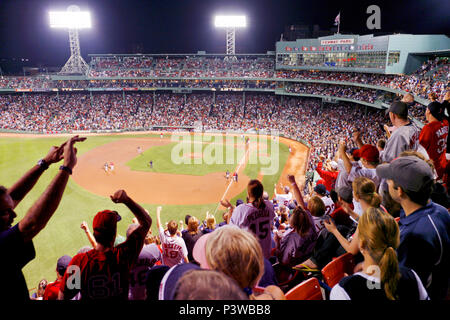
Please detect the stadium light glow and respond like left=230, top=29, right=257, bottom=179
left=49, top=5, right=90, bottom=74
left=214, top=15, right=246, bottom=28
left=49, top=11, right=91, bottom=29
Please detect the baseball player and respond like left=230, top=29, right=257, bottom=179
left=103, top=162, right=109, bottom=174
left=109, top=162, right=115, bottom=173
left=149, top=160, right=153, bottom=169
left=289, top=145, right=292, bottom=153
left=137, top=146, right=143, bottom=156
left=419, top=101, right=448, bottom=180
left=225, top=169, right=230, bottom=180
left=160, top=133, right=163, bottom=139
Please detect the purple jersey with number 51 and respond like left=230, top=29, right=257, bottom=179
left=230, top=200, right=275, bottom=258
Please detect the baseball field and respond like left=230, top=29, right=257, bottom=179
left=0, top=131, right=308, bottom=292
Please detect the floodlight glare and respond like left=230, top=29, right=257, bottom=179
left=214, top=15, right=247, bottom=58
left=49, top=11, right=91, bottom=29
left=214, top=16, right=246, bottom=28
left=49, top=5, right=91, bottom=74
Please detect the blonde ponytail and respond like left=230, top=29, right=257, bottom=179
left=358, top=208, right=401, bottom=299
left=379, top=246, right=401, bottom=300
left=352, top=177, right=381, bottom=208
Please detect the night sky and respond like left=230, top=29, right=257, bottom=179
left=0, top=0, right=448, bottom=68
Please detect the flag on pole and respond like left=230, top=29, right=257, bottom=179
left=334, top=12, right=340, bottom=26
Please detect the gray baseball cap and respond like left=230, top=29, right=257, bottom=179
left=337, top=186, right=353, bottom=204
left=376, top=156, right=434, bottom=192
left=386, top=101, right=408, bottom=118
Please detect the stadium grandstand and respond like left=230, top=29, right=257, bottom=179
left=1, top=27, right=449, bottom=305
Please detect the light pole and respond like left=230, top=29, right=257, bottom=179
left=49, top=5, right=91, bottom=75
left=214, top=15, right=246, bottom=61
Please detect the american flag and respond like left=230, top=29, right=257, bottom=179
left=334, top=12, right=340, bottom=25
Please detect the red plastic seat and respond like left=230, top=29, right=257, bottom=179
left=394, top=217, right=400, bottom=223
left=321, top=252, right=355, bottom=288
left=285, top=277, right=323, bottom=300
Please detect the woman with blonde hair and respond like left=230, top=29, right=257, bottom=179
left=330, top=207, right=429, bottom=300
left=193, top=225, right=285, bottom=300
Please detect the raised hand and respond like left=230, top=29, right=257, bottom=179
left=110, top=189, right=129, bottom=204
left=43, top=141, right=67, bottom=165
left=80, top=221, right=89, bottom=231
left=63, top=135, right=87, bottom=170
left=220, top=199, right=232, bottom=209
left=287, top=174, right=296, bottom=185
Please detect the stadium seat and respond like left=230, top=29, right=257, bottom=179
left=285, top=277, right=324, bottom=300
left=395, top=217, right=400, bottom=223
left=321, top=252, right=355, bottom=288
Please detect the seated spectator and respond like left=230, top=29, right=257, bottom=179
left=156, top=206, right=189, bottom=267
left=182, top=216, right=202, bottom=262
left=376, top=156, right=450, bottom=300
left=330, top=207, right=429, bottom=300
left=181, top=215, right=191, bottom=235
left=192, top=225, right=285, bottom=300
left=274, top=206, right=318, bottom=267
left=43, top=255, right=72, bottom=300
left=0, top=135, right=85, bottom=301
left=307, top=196, right=328, bottom=237
left=59, top=189, right=152, bottom=300
left=173, top=269, right=248, bottom=300
left=330, top=186, right=356, bottom=228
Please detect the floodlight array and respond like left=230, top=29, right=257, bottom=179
left=214, top=16, right=246, bottom=28
left=49, top=11, right=91, bottom=29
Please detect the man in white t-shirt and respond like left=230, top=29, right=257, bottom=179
left=156, top=206, right=189, bottom=268
left=273, top=184, right=293, bottom=207
left=126, top=223, right=161, bottom=300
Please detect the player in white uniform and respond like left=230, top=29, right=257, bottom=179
left=109, top=162, right=114, bottom=173
left=103, top=162, right=109, bottom=174
left=156, top=207, right=188, bottom=267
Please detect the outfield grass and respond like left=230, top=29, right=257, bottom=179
left=0, top=133, right=289, bottom=293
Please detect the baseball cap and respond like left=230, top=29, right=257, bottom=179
left=427, top=102, right=444, bottom=121
left=349, top=147, right=360, bottom=161
left=337, top=186, right=353, bottom=204
left=193, top=233, right=213, bottom=269
left=56, top=255, right=72, bottom=276
left=314, top=184, right=327, bottom=195
left=236, top=199, right=244, bottom=206
left=159, top=263, right=201, bottom=300
left=330, top=161, right=338, bottom=170
left=386, top=101, right=408, bottom=118
left=376, top=156, right=434, bottom=193
left=93, top=210, right=122, bottom=234
left=353, top=144, right=379, bottom=163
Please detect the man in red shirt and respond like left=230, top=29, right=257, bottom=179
left=43, top=255, right=71, bottom=300
left=59, top=189, right=152, bottom=301
left=316, top=155, right=339, bottom=191
left=419, top=101, right=448, bottom=180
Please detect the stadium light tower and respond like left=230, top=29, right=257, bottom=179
left=49, top=5, right=91, bottom=75
left=214, top=15, right=246, bottom=61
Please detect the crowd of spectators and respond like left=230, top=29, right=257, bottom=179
left=0, top=76, right=448, bottom=302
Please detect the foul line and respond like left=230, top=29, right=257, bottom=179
left=213, top=143, right=251, bottom=216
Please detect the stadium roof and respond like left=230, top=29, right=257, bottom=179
left=410, top=49, right=450, bottom=56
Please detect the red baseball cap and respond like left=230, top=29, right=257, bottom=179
left=93, top=210, right=121, bottom=234
left=353, top=144, right=379, bottom=163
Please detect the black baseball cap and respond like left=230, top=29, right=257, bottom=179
left=376, top=156, right=434, bottom=193
left=427, top=102, right=444, bottom=121
left=314, top=184, right=327, bottom=196
left=386, top=101, right=408, bottom=118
